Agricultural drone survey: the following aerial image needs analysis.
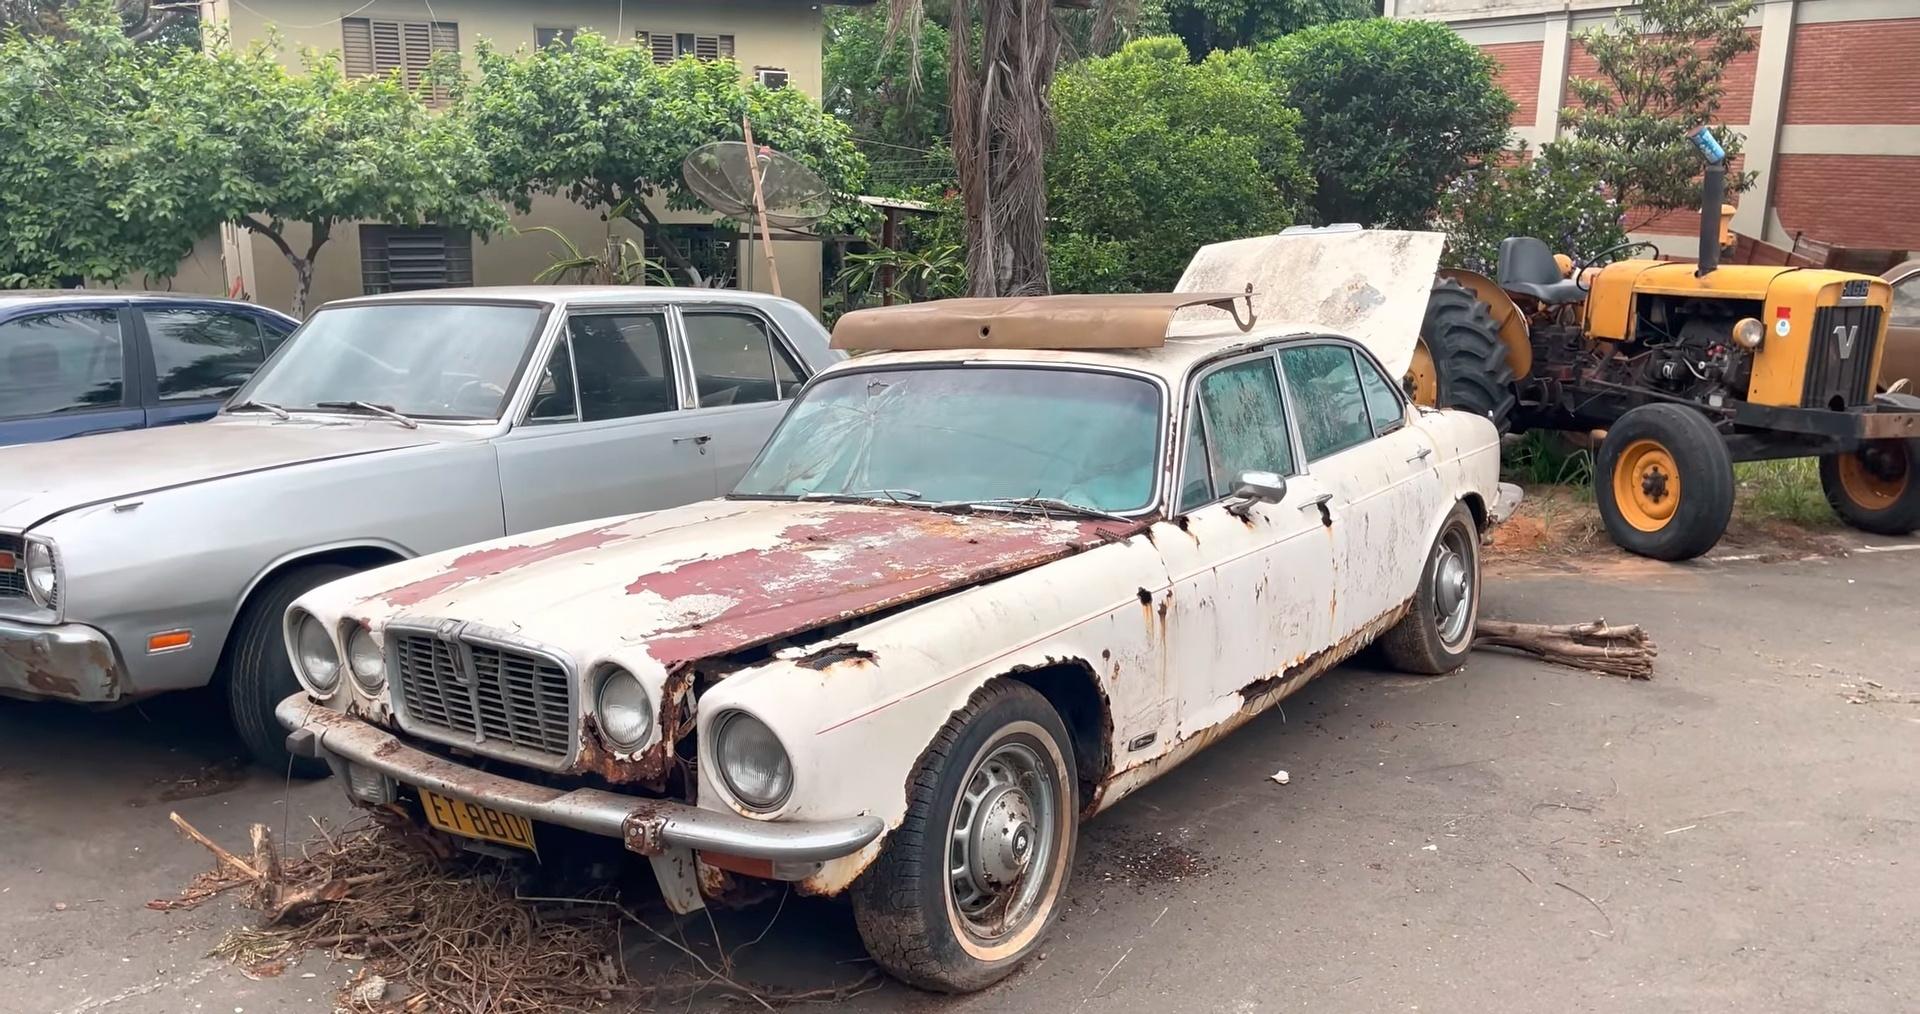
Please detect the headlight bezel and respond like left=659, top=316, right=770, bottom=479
left=712, top=709, right=794, bottom=813
left=345, top=622, right=385, bottom=693
left=23, top=538, right=59, bottom=610
left=593, top=666, right=654, bottom=750
left=290, top=608, right=342, bottom=695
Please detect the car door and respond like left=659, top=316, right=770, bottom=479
left=1883, top=264, right=1920, bottom=390
left=493, top=307, right=713, bottom=532
left=0, top=303, right=143, bottom=446
left=1277, top=341, right=1444, bottom=642
left=137, top=305, right=279, bottom=427
left=675, top=306, right=814, bottom=493
left=1151, top=350, right=1338, bottom=737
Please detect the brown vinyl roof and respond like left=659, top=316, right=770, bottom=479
left=829, top=292, right=1255, bottom=352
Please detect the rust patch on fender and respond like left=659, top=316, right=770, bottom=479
left=381, top=525, right=631, bottom=608
left=795, top=643, right=877, bottom=671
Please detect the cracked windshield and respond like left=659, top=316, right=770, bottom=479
left=734, top=367, right=1163, bottom=512
left=235, top=303, right=541, bottom=420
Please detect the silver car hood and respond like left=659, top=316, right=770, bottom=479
left=0, top=417, right=442, bottom=531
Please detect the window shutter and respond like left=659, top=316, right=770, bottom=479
left=645, top=30, right=675, bottom=64
left=400, top=22, right=433, bottom=91
left=361, top=226, right=474, bottom=294
left=717, top=35, right=734, bottom=59
left=370, top=19, right=403, bottom=76
left=341, top=18, right=374, bottom=77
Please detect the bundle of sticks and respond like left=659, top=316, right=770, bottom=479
left=1473, top=618, right=1657, bottom=679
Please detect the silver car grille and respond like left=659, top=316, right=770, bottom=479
left=391, top=632, right=573, bottom=760
left=0, top=534, right=25, bottom=600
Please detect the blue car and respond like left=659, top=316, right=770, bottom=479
left=0, top=292, right=298, bottom=446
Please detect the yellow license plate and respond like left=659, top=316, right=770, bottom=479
left=420, top=789, right=537, bottom=852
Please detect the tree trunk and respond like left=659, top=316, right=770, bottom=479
left=949, top=0, right=1059, bottom=297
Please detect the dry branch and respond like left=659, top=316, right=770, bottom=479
left=1473, top=619, right=1657, bottom=679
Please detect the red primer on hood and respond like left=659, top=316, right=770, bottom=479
left=382, top=525, right=631, bottom=608
left=632, top=510, right=1144, bottom=666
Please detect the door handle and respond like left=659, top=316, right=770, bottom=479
left=1407, top=446, right=1433, bottom=463
left=1297, top=493, right=1334, bottom=511
left=674, top=434, right=712, bottom=454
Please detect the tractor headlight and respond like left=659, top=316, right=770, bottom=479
left=23, top=539, right=58, bottom=609
left=346, top=624, right=385, bottom=692
left=291, top=610, right=341, bottom=693
left=593, top=667, right=653, bottom=749
left=1732, top=317, right=1765, bottom=350
left=713, top=710, right=792, bottom=812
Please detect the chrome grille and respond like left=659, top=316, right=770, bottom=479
left=0, top=534, right=23, bottom=600
left=391, top=632, right=573, bottom=761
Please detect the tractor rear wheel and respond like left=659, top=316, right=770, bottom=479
left=1820, top=438, right=1920, bottom=535
left=1414, top=279, right=1519, bottom=435
left=1595, top=404, right=1735, bottom=561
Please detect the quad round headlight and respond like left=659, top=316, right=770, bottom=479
left=291, top=610, right=341, bottom=693
left=713, top=710, right=792, bottom=811
left=594, top=667, right=653, bottom=749
left=346, top=624, right=384, bottom=692
left=24, top=540, right=57, bottom=608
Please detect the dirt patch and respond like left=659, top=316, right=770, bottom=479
left=128, top=756, right=250, bottom=808
left=1487, top=483, right=1858, bottom=574
left=1085, top=830, right=1216, bottom=889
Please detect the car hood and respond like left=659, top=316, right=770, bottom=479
left=0, top=418, right=441, bottom=530
left=349, top=499, right=1142, bottom=671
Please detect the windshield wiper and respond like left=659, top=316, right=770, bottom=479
left=947, top=496, right=1130, bottom=522
left=314, top=400, right=418, bottom=430
left=227, top=399, right=289, bottom=420
left=800, top=488, right=924, bottom=505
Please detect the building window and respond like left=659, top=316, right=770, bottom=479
left=535, top=26, right=577, bottom=50
left=360, top=225, right=475, bottom=294
left=644, top=225, right=737, bottom=288
left=755, top=67, right=790, bottom=90
left=639, top=31, right=734, bottom=65
left=342, top=17, right=459, bottom=104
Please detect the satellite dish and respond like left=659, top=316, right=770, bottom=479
left=682, top=140, right=832, bottom=229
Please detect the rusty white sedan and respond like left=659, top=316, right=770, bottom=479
left=278, top=259, right=1505, bottom=992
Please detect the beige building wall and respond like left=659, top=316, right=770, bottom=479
left=201, top=0, right=829, bottom=315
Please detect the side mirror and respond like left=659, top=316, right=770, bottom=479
left=1227, top=470, right=1287, bottom=517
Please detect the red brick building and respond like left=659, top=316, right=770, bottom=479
left=1388, top=0, right=1920, bottom=261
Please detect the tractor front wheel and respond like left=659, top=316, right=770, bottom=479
left=1413, top=280, right=1518, bottom=435
left=1595, top=404, right=1735, bottom=561
left=1821, top=438, right=1920, bottom=535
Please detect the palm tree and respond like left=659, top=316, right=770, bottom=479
left=884, top=0, right=1126, bottom=297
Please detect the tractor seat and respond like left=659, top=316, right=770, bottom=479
left=1496, top=236, right=1589, bottom=305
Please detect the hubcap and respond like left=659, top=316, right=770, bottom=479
left=1837, top=442, right=1910, bottom=511
left=1613, top=439, right=1683, bottom=533
left=1431, top=526, right=1475, bottom=647
left=948, top=742, right=1059, bottom=939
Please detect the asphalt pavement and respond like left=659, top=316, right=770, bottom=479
left=3, top=543, right=1915, bottom=1013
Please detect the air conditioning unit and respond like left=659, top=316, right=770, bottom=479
left=756, top=67, right=790, bottom=90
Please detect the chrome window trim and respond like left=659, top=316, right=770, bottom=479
left=672, top=303, right=818, bottom=409
left=1178, top=348, right=1304, bottom=514
left=1275, top=336, right=1400, bottom=464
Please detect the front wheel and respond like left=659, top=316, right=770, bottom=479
left=224, top=563, right=356, bottom=776
left=1595, top=404, right=1734, bottom=561
left=852, top=681, right=1076, bottom=993
left=1821, top=438, right=1920, bottom=535
left=1378, top=502, right=1480, bottom=675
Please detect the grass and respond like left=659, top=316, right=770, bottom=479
left=1734, top=458, right=1840, bottom=528
left=1501, top=431, right=1595, bottom=493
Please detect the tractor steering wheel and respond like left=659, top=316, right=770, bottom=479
left=1574, top=240, right=1662, bottom=292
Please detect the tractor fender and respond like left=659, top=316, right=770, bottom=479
left=1436, top=268, right=1532, bottom=378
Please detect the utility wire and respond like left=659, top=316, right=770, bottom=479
left=227, top=0, right=382, bottom=30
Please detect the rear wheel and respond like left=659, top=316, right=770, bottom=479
left=1414, top=279, right=1518, bottom=435
left=1595, top=404, right=1734, bottom=561
left=1821, top=438, right=1920, bottom=535
left=1378, top=503, right=1480, bottom=675
left=852, top=681, right=1076, bottom=993
left=224, top=563, right=355, bottom=776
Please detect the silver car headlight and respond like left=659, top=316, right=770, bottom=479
left=291, top=610, right=341, bottom=693
left=594, top=667, right=654, bottom=749
left=713, top=710, right=792, bottom=812
left=346, top=624, right=385, bottom=692
left=24, top=539, right=58, bottom=608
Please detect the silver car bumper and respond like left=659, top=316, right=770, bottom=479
left=0, top=617, right=124, bottom=702
left=277, top=694, right=885, bottom=866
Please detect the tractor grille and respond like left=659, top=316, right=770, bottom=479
left=391, top=632, right=574, bottom=762
left=0, top=534, right=25, bottom=600
left=1802, top=304, right=1883, bottom=410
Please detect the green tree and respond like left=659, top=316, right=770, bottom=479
left=467, top=31, right=867, bottom=286
left=823, top=4, right=950, bottom=183
left=0, top=1, right=225, bottom=287
left=1, top=0, right=196, bottom=43
left=1158, top=0, right=1371, bottom=56
left=1049, top=36, right=1310, bottom=292
left=1255, top=19, right=1515, bottom=228
left=174, top=43, right=503, bottom=316
left=1439, top=146, right=1627, bottom=274
left=1557, top=0, right=1757, bottom=226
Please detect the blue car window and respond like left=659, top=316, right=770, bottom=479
left=145, top=308, right=268, bottom=402
left=0, top=309, right=124, bottom=419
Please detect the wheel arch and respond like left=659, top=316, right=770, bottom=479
left=219, top=540, right=414, bottom=667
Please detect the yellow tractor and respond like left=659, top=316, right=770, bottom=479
left=1415, top=130, right=1920, bottom=560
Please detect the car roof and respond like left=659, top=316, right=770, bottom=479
left=0, top=290, right=287, bottom=313
left=320, top=286, right=803, bottom=310
left=820, top=323, right=1341, bottom=382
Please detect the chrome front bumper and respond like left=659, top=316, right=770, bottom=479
left=276, top=694, right=885, bottom=866
left=0, top=617, right=124, bottom=702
